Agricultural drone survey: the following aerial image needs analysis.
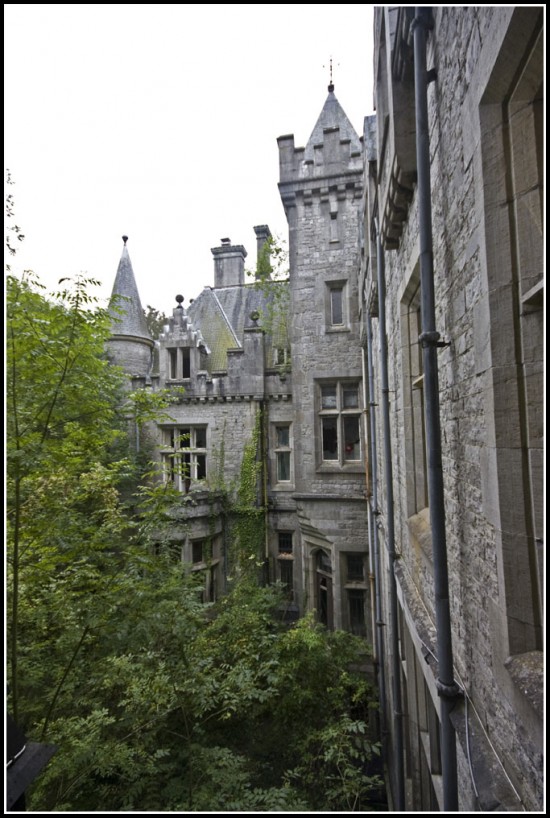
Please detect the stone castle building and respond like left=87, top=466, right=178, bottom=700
left=107, top=6, right=543, bottom=811
left=361, top=6, right=543, bottom=812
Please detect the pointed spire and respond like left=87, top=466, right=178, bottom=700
left=109, top=236, right=152, bottom=341
left=304, top=86, right=361, bottom=161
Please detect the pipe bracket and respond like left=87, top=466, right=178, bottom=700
left=411, top=12, right=434, bottom=33
left=436, top=678, right=463, bottom=700
left=419, top=330, right=450, bottom=348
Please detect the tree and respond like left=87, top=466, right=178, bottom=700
left=143, top=304, right=168, bottom=339
left=7, top=269, right=383, bottom=812
left=6, top=271, right=127, bottom=723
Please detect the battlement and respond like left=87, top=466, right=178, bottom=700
left=278, top=125, right=363, bottom=184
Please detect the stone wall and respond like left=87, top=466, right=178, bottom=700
left=367, top=6, right=543, bottom=810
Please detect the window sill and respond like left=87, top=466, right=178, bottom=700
left=316, top=464, right=364, bottom=474
left=325, top=327, right=351, bottom=334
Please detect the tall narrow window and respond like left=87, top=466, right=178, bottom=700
left=168, top=348, right=178, bottom=379
left=329, top=211, right=339, bottom=243
left=319, top=382, right=362, bottom=467
left=274, top=424, right=292, bottom=484
left=346, top=553, right=365, bottom=582
left=331, top=287, right=343, bottom=325
left=277, top=532, right=294, bottom=598
left=326, top=281, right=347, bottom=330
left=348, top=589, right=366, bottom=636
left=181, top=348, right=191, bottom=378
left=192, top=539, right=205, bottom=564
left=402, top=281, right=428, bottom=514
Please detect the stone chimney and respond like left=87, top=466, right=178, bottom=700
left=253, top=225, right=272, bottom=280
left=211, top=238, right=247, bottom=288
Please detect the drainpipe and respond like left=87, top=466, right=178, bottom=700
left=365, top=313, right=387, bottom=737
left=412, top=7, right=461, bottom=811
left=361, top=348, right=376, bottom=647
left=375, top=217, right=405, bottom=811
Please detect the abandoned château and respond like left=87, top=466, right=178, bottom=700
left=107, top=6, right=543, bottom=812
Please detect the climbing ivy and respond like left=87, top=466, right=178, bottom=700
left=247, top=235, right=291, bottom=375
left=229, top=409, right=266, bottom=583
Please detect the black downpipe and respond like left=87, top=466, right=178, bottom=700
left=413, top=7, right=461, bottom=811
left=375, top=221, right=405, bottom=811
left=366, top=313, right=387, bottom=737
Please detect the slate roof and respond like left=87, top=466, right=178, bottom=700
left=109, top=241, right=152, bottom=341
left=187, top=281, right=289, bottom=373
left=304, top=86, right=362, bottom=160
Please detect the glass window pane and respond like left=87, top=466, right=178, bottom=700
left=179, top=428, right=191, bottom=448
left=348, top=589, right=366, bottom=636
left=278, top=532, right=293, bottom=553
left=276, top=426, right=290, bottom=447
left=195, top=427, right=207, bottom=448
left=344, top=416, right=360, bottom=460
left=322, top=416, right=338, bottom=459
left=321, top=384, right=337, bottom=410
left=331, top=288, right=343, bottom=325
left=343, top=385, right=359, bottom=408
left=196, top=454, right=206, bottom=479
left=279, top=560, right=293, bottom=595
left=277, top=451, right=291, bottom=481
left=347, top=554, right=364, bottom=581
left=181, top=348, right=191, bottom=378
left=169, top=348, right=178, bottom=379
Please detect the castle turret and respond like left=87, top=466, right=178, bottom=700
left=277, top=84, right=367, bottom=631
left=106, top=235, right=153, bottom=380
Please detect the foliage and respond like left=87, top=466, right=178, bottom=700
left=143, top=304, right=169, bottom=339
left=6, top=270, right=128, bottom=722
left=6, top=269, right=382, bottom=812
left=5, top=169, right=25, bottom=262
left=229, top=409, right=265, bottom=582
left=247, top=234, right=291, bottom=374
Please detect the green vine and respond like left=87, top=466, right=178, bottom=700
left=247, top=236, right=291, bottom=376
left=228, top=409, right=266, bottom=584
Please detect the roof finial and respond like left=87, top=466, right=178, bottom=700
left=122, top=235, right=128, bottom=245
left=328, top=56, right=334, bottom=92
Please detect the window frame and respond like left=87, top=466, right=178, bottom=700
left=160, top=425, right=208, bottom=493
left=325, top=279, right=349, bottom=332
left=273, top=423, right=293, bottom=486
left=277, top=531, right=294, bottom=599
left=317, top=380, right=362, bottom=469
left=166, top=346, right=191, bottom=380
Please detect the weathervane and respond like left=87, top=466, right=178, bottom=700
left=324, top=56, right=339, bottom=92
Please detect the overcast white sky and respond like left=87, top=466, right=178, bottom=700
left=5, top=4, right=374, bottom=313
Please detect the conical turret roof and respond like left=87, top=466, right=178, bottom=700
left=109, top=236, right=151, bottom=341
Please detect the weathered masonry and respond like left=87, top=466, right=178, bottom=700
left=360, top=6, right=543, bottom=811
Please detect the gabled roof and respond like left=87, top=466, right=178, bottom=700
left=187, top=281, right=289, bottom=372
left=304, top=86, right=362, bottom=160
left=109, top=238, right=151, bottom=341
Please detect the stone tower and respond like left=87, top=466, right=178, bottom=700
left=277, top=86, right=369, bottom=633
left=106, top=236, right=153, bottom=380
